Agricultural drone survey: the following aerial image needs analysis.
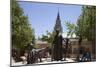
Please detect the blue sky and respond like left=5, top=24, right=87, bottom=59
left=18, top=2, right=82, bottom=38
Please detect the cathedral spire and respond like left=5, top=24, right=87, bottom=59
left=54, top=10, right=62, bottom=33
left=57, top=10, right=60, bottom=20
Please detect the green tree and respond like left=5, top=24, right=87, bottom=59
left=39, top=30, right=54, bottom=48
left=41, top=34, right=49, bottom=41
left=76, top=6, right=96, bottom=41
left=75, top=5, right=96, bottom=60
left=12, top=0, right=35, bottom=50
left=65, top=21, right=76, bottom=37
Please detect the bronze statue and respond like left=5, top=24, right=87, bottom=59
left=52, top=30, right=63, bottom=61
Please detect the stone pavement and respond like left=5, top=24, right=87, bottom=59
left=11, top=58, right=75, bottom=66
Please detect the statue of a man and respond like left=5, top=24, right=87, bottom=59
left=52, top=30, right=63, bottom=61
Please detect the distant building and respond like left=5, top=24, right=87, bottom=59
left=67, top=38, right=93, bottom=58
left=35, top=40, right=49, bottom=48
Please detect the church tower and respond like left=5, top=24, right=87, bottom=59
left=54, top=11, right=63, bottom=33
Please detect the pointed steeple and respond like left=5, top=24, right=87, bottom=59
left=57, top=11, right=60, bottom=20
left=54, top=11, right=62, bottom=33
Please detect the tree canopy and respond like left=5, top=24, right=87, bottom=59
left=65, top=21, right=76, bottom=37
left=65, top=6, right=96, bottom=41
left=12, top=0, right=35, bottom=49
left=76, top=6, right=96, bottom=41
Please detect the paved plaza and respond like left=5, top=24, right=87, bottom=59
left=11, top=58, right=75, bottom=66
